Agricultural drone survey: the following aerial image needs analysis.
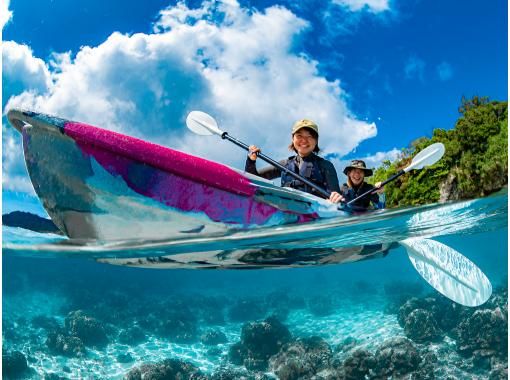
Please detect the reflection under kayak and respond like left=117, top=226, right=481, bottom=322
left=97, top=243, right=396, bottom=269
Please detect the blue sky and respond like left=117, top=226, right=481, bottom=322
left=2, top=0, right=508, bottom=201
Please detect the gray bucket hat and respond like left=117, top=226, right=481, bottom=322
left=343, top=159, right=373, bottom=177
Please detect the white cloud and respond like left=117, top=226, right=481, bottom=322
left=1, top=0, right=13, bottom=30
left=404, top=55, right=426, bottom=82
left=333, top=0, right=390, bottom=13
left=320, top=0, right=394, bottom=41
left=436, top=61, right=453, bottom=81
left=2, top=124, right=36, bottom=194
left=3, top=0, right=378, bottom=194
left=2, top=41, right=52, bottom=108
left=2, top=41, right=53, bottom=193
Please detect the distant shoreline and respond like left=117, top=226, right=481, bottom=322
left=2, top=211, right=62, bottom=235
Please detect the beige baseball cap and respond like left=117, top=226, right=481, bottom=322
left=291, top=119, right=319, bottom=135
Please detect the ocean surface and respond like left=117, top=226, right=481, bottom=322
left=2, top=190, right=508, bottom=379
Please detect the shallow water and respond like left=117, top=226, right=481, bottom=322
left=2, top=191, right=508, bottom=379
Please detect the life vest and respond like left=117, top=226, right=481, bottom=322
left=340, top=182, right=383, bottom=211
left=281, top=155, right=329, bottom=197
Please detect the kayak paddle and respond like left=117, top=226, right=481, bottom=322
left=400, top=237, right=492, bottom=307
left=186, top=111, right=331, bottom=198
left=347, top=142, right=445, bottom=206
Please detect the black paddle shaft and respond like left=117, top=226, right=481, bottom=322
left=221, top=132, right=331, bottom=198
left=346, top=169, right=405, bottom=206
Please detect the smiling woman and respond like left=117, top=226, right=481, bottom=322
left=245, top=119, right=343, bottom=203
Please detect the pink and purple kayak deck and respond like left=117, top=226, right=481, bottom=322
left=8, top=109, right=343, bottom=241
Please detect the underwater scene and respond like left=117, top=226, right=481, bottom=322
left=2, top=191, right=508, bottom=379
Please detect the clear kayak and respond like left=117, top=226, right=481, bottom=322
left=7, top=109, right=345, bottom=241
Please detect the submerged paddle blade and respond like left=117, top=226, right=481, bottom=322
left=405, top=142, right=445, bottom=172
left=186, top=111, right=223, bottom=136
left=401, top=237, right=492, bottom=307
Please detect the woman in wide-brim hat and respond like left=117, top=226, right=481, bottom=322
left=244, top=119, right=343, bottom=203
left=340, top=159, right=385, bottom=211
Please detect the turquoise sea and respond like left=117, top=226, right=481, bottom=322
left=2, top=190, right=508, bottom=379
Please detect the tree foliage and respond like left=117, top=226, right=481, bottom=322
left=370, top=97, right=508, bottom=207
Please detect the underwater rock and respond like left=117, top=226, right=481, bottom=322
left=2, top=350, right=34, bottom=379
left=269, top=336, right=332, bottom=379
left=334, top=336, right=358, bottom=353
left=338, top=348, right=376, bottom=380
left=308, top=295, right=336, bottom=317
left=457, top=308, right=508, bottom=358
left=430, top=296, right=466, bottom=333
left=210, top=366, right=274, bottom=379
left=228, top=342, right=249, bottom=366
left=404, top=309, right=443, bottom=343
left=65, top=310, right=109, bottom=348
left=227, top=299, right=266, bottom=323
left=46, top=331, right=86, bottom=357
left=228, top=316, right=292, bottom=371
left=472, top=349, right=493, bottom=370
left=398, top=295, right=464, bottom=336
left=118, top=326, right=146, bottom=345
left=412, top=350, right=438, bottom=380
left=125, top=358, right=207, bottom=380
left=487, top=285, right=508, bottom=312
left=489, top=364, right=508, bottom=380
left=373, top=337, right=421, bottom=378
left=201, top=330, right=228, bottom=345
left=398, top=297, right=435, bottom=327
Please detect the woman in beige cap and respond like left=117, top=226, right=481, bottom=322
left=340, top=159, right=385, bottom=211
left=245, top=119, right=343, bottom=203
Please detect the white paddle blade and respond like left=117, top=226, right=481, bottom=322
left=186, top=111, right=223, bottom=136
left=405, top=142, right=445, bottom=172
left=401, top=238, right=492, bottom=307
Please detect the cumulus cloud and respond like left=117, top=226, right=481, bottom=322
left=2, top=124, right=36, bottom=194
left=1, top=0, right=13, bottom=30
left=404, top=55, right=426, bottom=82
left=436, top=61, right=453, bottom=81
left=2, top=41, right=53, bottom=192
left=4, top=0, right=378, bottom=194
left=2, top=41, right=52, bottom=109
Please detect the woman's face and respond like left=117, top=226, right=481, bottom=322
left=292, top=130, right=317, bottom=157
left=348, top=168, right=365, bottom=186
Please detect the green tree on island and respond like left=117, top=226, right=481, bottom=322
left=371, top=96, right=508, bottom=208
